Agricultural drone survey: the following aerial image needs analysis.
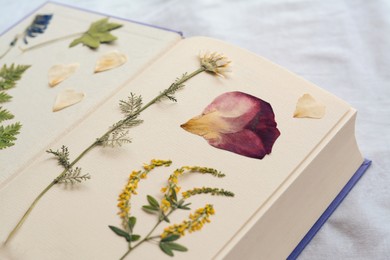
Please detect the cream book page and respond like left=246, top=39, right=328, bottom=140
left=0, top=36, right=358, bottom=259
left=0, top=3, right=182, bottom=183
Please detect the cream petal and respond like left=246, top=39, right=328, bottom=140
left=53, top=89, right=85, bottom=112
left=94, top=50, right=127, bottom=73
left=48, top=63, right=79, bottom=87
left=293, top=93, right=326, bottom=119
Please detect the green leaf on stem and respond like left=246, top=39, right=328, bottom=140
left=69, top=18, right=122, bottom=49
left=142, top=205, right=159, bottom=214
left=165, top=242, right=188, bottom=252
left=128, top=216, right=136, bottom=232
left=159, top=242, right=174, bottom=257
left=108, top=225, right=130, bottom=241
left=161, top=234, right=180, bottom=242
left=147, top=195, right=160, bottom=208
left=130, top=234, right=141, bottom=242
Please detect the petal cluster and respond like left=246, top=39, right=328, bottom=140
left=181, top=91, right=280, bottom=159
left=199, top=51, right=231, bottom=77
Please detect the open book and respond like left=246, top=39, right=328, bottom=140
left=0, top=2, right=369, bottom=259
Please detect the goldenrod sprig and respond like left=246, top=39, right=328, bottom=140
left=161, top=204, right=215, bottom=239
left=6, top=51, right=230, bottom=245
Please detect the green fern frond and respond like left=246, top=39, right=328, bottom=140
left=0, top=107, right=14, bottom=123
left=0, top=92, right=12, bottom=103
left=0, top=122, right=22, bottom=150
left=0, top=64, right=31, bottom=90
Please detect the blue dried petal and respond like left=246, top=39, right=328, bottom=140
left=22, top=14, right=53, bottom=44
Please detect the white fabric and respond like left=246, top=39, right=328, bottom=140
left=1, top=0, right=389, bottom=259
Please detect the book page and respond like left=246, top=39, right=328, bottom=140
left=0, top=3, right=182, bottom=183
left=0, top=35, right=359, bottom=259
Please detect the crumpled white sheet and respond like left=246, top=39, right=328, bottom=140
left=1, top=0, right=389, bottom=259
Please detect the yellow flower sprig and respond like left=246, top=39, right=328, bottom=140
left=161, top=204, right=215, bottom=239
left=160, top=166, right=226, bottom=213
left=117, top=159, right=171, bottom=228
left=109, top=159, right=234, bottom=259
left=182, top=187, right=235, bottom=199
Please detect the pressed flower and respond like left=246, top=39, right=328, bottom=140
left=161, top=204, right=215, bottom=239
left=293, top=93, right=326, bottom=119
left=199, top=51, right=231, bottom=77
left=181, top=91, right=280, bottom=159
left=117, top=159, right=171, bottom=227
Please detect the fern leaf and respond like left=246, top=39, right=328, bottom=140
left=0, top=64, right=31, bottom=90
left=0, top=122, right=22, bottom=150
left=0, top=92, right=12, bottom=103
left=0, top=107, right=14, bottom=123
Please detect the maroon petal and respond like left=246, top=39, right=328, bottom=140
left=181, top=91, right=280, bottom=159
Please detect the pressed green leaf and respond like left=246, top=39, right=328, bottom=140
left=161, top=234, right=180, bottom=242
left=0, top=64, right=31, bottom=90
left=165, top=242, right=188, bottom=252
left=0, top=108, right=14, bottom=123
left=147, top=195, right=160, bottom=208
left=130, top=234, right=141, bottom=242
left=108, top=225, right=130, bottom=241
left=69, top=18, right=122, bottom=49
left=128, top=216, right=136, bottom=232
left=142, top=205, right=159, bottom=214
left=0, top=122, right=22, bottom=150
left=0, top=92, right=12, bottom=103
left=94, top=32, right=117, bottom=42
left=159, top=242, right=174, bottom=257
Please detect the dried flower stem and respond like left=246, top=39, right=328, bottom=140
left=4, top=66, right=206, bottom=244
left=19, top=32, right=84, bottom=53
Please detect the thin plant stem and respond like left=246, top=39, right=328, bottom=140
left=19, top=32, right=84, bottom=53
left=0, top=45, right=13, bottom=60
left=4, top=67, right=206, bottom=245
left=119, top=209, right=176, bottom=260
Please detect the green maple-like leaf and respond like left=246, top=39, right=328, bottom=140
left=69, top=18, right=123, bottom=49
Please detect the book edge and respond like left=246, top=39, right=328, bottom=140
left=287, top=158, right=372, bottom=260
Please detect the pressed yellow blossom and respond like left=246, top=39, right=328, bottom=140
left=199, top=51, right=231, bottom=77
left=117, top=159, right=171, bottom=228
left=161, top=204, right=215, bottom=239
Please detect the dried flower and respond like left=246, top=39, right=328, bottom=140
left=117, top=159, right=171, bottom=227
left=199, top=51, right=231, bottom=77
left=161, top=204, right=215, bottom=238
left=181, top=91, right=280, bottom=159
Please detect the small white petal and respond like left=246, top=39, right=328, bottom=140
left=293, top=94, right=326, bottom=119
left=53, top=89, right=85, bottom=112
left=48, top=63, right=79, bottom=87
left=94, top=50, right=127, bottom=73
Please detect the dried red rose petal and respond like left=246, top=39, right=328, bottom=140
left=181, top=91, right=280, bottom=159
